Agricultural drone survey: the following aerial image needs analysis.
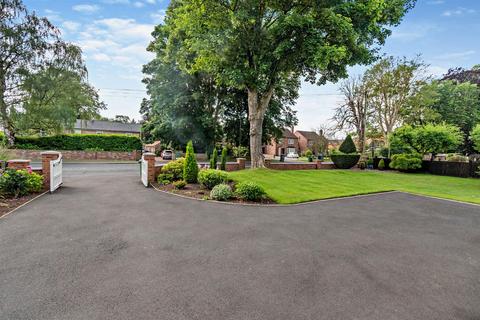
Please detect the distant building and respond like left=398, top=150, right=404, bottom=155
left=294, top=130, right=328, bottom=155
left=72, top=120, right=141, bottom=136
left=327, top=139, right=343, bottom=151
left=263, top=129, right=299, bottom=157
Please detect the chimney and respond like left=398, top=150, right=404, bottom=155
left=319, top=129, right=324, bottom=136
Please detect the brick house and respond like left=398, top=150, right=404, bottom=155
left=294, top=130, right=328, bottom=155
left=72, top=120, right=141, bottom=137
left=263, top=129, right=299, bottom=157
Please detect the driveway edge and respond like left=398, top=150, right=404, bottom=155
left=0, top=191, right=49, bottom=221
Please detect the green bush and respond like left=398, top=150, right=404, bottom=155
left=183, top=141, right=199, bottom=183
left=157, top=173, right=174, bottom=184
left=210, top=184, right=233, bottom=201
left=330, top=154, right=360, bottom=169
left=14, top=134, right=142, bottom=152
left=22, top=171, right=43, bottom=193
left=160, top=158, right=185, bottom=181
left=235, top=181, right=265, bottom=201
left=198, top=169, right=228, bottom=189
left=173, top=180, right=187, bottom=190
left=472, top=124, right=480, bottom=152
left=210, top=147, right=218, bottom=169
left=390, top=154, right=423, bottom=172
left=0, top=169, right=42, bottom=198
left=358, top=161, right=366, bottom=170
left=220, top=147, right=228, bottom=170
left=447, top=154, right=469, bottom=162
left=378, top=159, right=386, bottom=170
left=339, top=135, right=357, bottom=154
left=304, top=149, right=313, bottom=157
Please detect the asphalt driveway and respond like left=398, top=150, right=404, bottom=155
left=1, top=164, right=479, bottom=320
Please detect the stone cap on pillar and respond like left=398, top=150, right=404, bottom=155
left=41, top=151, right=61, bottom=156
left=143, top=152, right=156, bottom=160
left=7, top=159, right=31, bottom=163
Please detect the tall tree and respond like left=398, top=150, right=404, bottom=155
left=17, top=44, right=105, bottom=135
left=333, top=76, right=370, bottom=153
left=142, top=23, right=298, bottom=152
left=364, top=56, right=426, bottom=147
left=163, top=0, right=415, bottom=167
left=1, top=0, right=60, bottom=144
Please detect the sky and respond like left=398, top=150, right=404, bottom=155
left=24, top=0, right=480, bottom=134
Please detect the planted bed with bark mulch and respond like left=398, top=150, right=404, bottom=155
left=152, top=182, right=275, bottom=205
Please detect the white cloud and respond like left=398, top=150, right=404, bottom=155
left=133, top=2, right=145, bottom=8
left=62, top=21, right=81, bottom=32
left=427, top=0, right=445, bottom=4
left=433, top=50, right=476, bottom=60
left=391, top=23, right=438, bottom=41
left=426, top=65, right=448, bottom=77
left=72, top=4, right=100, bottom=13
left=151, top=9, right=166, bottom=24
left=102, top=0, right=130, bottom=3
left=44, top=9, right=61, bottom=21
left=442, top=7, right=476, bottom=17
left=92, top=53, right=112, bottom=62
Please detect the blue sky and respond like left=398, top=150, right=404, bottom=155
left=24, top=0, right=480, bottom=133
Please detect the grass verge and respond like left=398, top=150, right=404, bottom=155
left=228, top=169, right=480, bottom=205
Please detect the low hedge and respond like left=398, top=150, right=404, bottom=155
left=330, top=154, right=360, bottom=169
left=14, top=134, right=142, bottom=152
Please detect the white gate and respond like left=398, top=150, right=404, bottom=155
left=50, top=154, right=63, bottom=192
left=141, top=156, right=149, bottom=187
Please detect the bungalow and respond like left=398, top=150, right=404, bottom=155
left=72, top=120, right=141, bottom=137
left=294, top=130, right=328, bottom=155
left=263, top=129, right=299, bottom=157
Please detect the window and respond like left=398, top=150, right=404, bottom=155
left=287, top=147, right=296, bottom=154
left=308, top=140, right=314, bottom=147
left=288, top=138, right=294, bottom=145
left=278, top=138, right=283, bottom=144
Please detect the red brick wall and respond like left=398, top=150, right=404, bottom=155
left=265, top=162, right=318, bottom=170
left=7, top=149, right=140, bottom=161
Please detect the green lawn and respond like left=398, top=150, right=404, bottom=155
left=229, top=169, right=480, bottom=205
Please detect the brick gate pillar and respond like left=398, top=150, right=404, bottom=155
left=41, top=151, right=60, bottom=189
left=237, top=158, right=246, bottom=170
left=7, top=159, right=31, bottom=170
left=143, top=153, right=156, bottom=185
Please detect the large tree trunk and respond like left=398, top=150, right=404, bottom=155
left=248, top=87, right=273, bottom=168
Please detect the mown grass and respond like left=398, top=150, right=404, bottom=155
left=228, top=169, right=480, bottom=205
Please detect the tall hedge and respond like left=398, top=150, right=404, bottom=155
left=14, top=134, right=142, bottom=152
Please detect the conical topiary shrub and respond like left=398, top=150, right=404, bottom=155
left=183, top=140, right=198, bottom=183
left=210, top=147, right=218, bottom=169
left=339, top=135, right=357, bottom=154
left=220, top=147, right=228, bottom=170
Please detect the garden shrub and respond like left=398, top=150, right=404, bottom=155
left=358, top=161, right=366, bottom=170
left=198, top=169, right=228, bottom=189
left=21, top=171, right=44, bottom=193
left=472, top=124, right=480, bottom=152
left=390, top=154, right=423, bottom=172
left=173, top=180, right=187, bottom=190
left=235, top=181, right=265, bottom=201
left=378, top=159, right=385, bottom=170
left=183, top=141, right=199, bottom=183
left=447, top=154, right=469, bottom=162
left=157, top=173, right=174, bottom=184
left=339, top=135, right=357, bottom=154
left=232, top=145, right=248, bottom=158
left=14, top=134, right=142, bottom=152
left=220, top=147, right=228, bottom=170
left=210, top=147, right=218, bottom=169
left=0, top=169, right=42, bottom=198
left=160, top=158, right=185, bottom=181
left=330, top=154, right=360, bottom=169
left=210, top=184, right=233, bottom=201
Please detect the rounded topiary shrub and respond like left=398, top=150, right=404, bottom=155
left=160, top=158, right=185, bottom=181
left=173, top=180, right=187, bottom=189
left=198, top=169, right=228, bottom=189
left=210, top=184, right=233, bottom=201
left=390, top=154, right=422, bottom=172
left=330, top=154, right=360, bottom=169
left=235, top=181, right=265, bottom=201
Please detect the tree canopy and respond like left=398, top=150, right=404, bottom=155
left=160, top=0, right=416, bottom=167
left=0, top=0, right=103, bottom=142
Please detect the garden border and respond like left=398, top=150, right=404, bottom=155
left=0, top=190, right=49, bottom=220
